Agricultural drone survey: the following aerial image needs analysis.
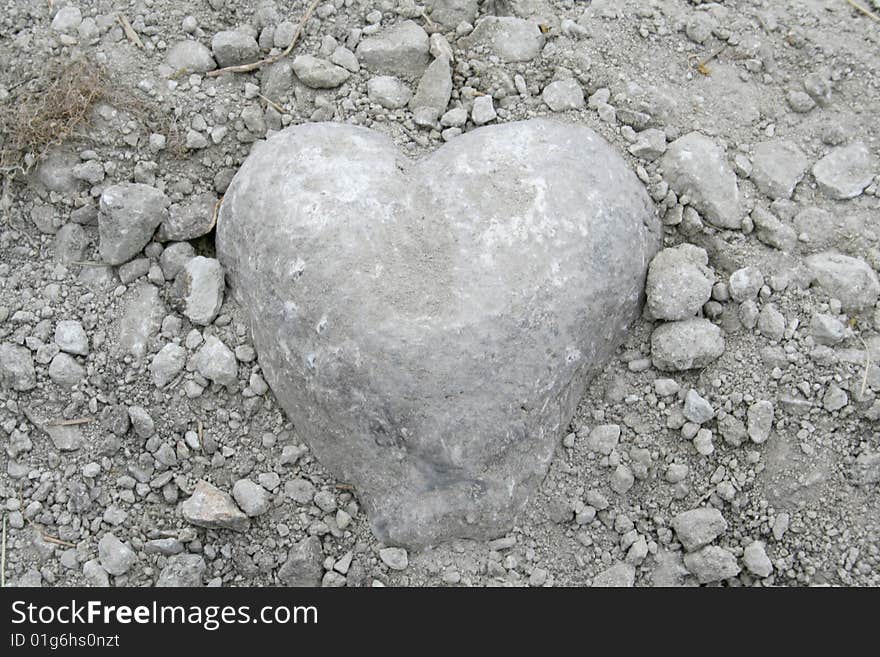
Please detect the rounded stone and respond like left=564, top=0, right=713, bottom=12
left=217, top=119, right=661, bottom=547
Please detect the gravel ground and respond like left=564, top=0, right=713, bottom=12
left=0, top=0, right=879, bottom=587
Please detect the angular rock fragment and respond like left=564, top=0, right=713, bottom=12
left=410, top=56, right=452, bottom=116
left=98, top=184, right=169, bottom=265
left=157, top=554, right=206, bottom=587
left=592, top=562, right=635, bottom=587
left=211, top=30, right=259, bottom=68
left=173, top=256, right=225, bottom=326
left=292, top=55, right=351, bottom=89
left=423, top=0, right=478, bottom=30
left=805, top=252, right=880, bottom=311
left=181, top=480, right=249, bottom=532
left=195, top=336, right=237, bottom=386
left=367, top=76, right=412, bottom=109
left=48, top=352, right=85, bottom=387
left=54, top=320, right=89, bottom=355
left=661, top=132, right=741, bottom=229
left=459, top=17, right=545, bottom=63
left=672, top=507, right=728, bottom=552
left=46, top=424, right=83, bottom=451
left=355, top=21, right=430, bottom=77
left=646, top=244, right=713, bottom=321
left=117, top=284, right=165, bottom=358
left=0, top=343, right=36, bottom=391
left=651, top=319, right=725, bottom=372
left=278, top=536, right=323, bottom=586
left=158, top=193, right=217, bottom=241
left=166, top=40, right=216, bottom=73
left=150, top=343, right=186, bottom=387
left=750, top=140, right=810, bottom=200
left=812, top=142, right=875, bottom=200
left=542, top=79, right=585, bottom=112
left=683, top=545, right=741, bottom=584
left=98, top=533, right=136, bottom=576
left=743, top=541, right=773, bottom=578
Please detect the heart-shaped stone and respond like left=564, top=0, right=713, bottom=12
left=217, top=119, right=660, bottom=547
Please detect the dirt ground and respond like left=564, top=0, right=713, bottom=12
left=0, top=0, right=878, bottom=587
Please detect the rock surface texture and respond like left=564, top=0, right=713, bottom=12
left=217, top=119, right=660, bottom=547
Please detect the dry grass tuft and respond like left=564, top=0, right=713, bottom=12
left=0, top=58, right=107, bottom=174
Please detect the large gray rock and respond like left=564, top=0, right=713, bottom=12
left=661, top=132, right=741, bottom=229
left=217, top=119, right=660, bottom=547
left=98, top=184, right=169, bottom=265
left=355, top=21, right=430, bottom=77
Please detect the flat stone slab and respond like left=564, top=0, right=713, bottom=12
left=217, top=119, right=660, bottom=547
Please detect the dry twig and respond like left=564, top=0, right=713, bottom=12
left=258, top=93, right=285, bottom=114
left=117, top=13, right=145, bottom=49
left=857, top=333, right=872, bottom=398
left=693, top=45, right=727, bottom=76
left=845, top=0, right=880, bottom=22
left=1, top=514, right=6, bottom=588
left=40, top=533, right=76, bottom=548
left=46, top=417, right=92, bottom=427
left=207, top=0, right=320, bottom=77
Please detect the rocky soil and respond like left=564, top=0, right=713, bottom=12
left=1, top=0, right=879, bottom=587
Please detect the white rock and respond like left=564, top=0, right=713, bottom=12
left=651, top=319, right=725, bottom=371
left=150, top=343, right=186, bottom=387
left=174, top=256, right=225, bottom=326
left=232, top=479, right=271, bottom=517
left=743, top=541, right=773, bottom=578
left=97, top=533, right=136, bottom=576
left=54, top=320, right=89, bottom=355
left=750, top=140, right=810, bottom=200
left=747, top=400, right=774, bottom=444
left=542, top=79, right=585, bottom=112
left=367, top=76, right=412, bottom=109
left=812, top=141, right=876, bottom=200
left=471, top=95, right=497, bottom=125
left=379, top=547, right=409, bottom=570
